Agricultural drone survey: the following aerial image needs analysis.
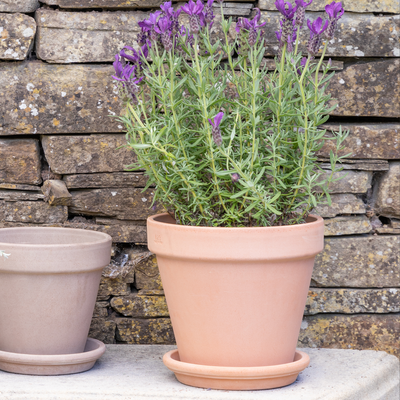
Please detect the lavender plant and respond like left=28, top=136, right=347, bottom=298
left=113, top=0, right=349, bottom=227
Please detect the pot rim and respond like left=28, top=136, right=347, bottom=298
left=0, top=226, right=111, bottom=249
left=148, top=213, right=323, bottom=231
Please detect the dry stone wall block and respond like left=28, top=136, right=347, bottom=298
left=88, top=319, right=116, bottom=344
left=0, top=13, right=36, bottom=61
left=0, top=201, right=67, bottom=224
left=318, top=124, right=400, bottom=160
left=324, top=216, right=372, bottom=236
left=97, top=276, right=130, bottom=300
left=298, top=314, right=400, bottom=357
left=116, top=318, right=175, bottom=344
left=41, top=0, right=165, bottom=9
left=135, top=254, right=163, bottom=291
left=0, top=0, right=39, bottom=12
left=305, top=288, right=400, bottom=315
left=0, top=62, right=122, bottom=135
left=42, top=135, right=135, bottom=174
left=64, top=172, right=148, bottom=189
left=93, top=302, right=109, bottom=318
left=314, top=193, right=366, bottom=218
left=374, top=162, right=400, bottom=219
left=259, top=0, right=400, bottom=13
left=313, top=235, right=400, bottom=288
left=319, top=171, right=372, bottom=194
left=41, top=180, right=72, bottom=206
left=0, top=139, right=41, bottom=185
left=111, top=295, right=169, bottom=318
left=69, top=188, right=164, bottom=220
left=327, top=59, right=400, bottom=118
left=0, top=190, right=44, bottom=201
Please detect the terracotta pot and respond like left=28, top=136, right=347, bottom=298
left=147, top=213, right=324, bottom=389
left=0, top=227, right=111, bottom=357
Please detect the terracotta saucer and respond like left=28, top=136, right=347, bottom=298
left=163, top=349, right=310, bottom=390
left=0, top=338, right=105, bottom=376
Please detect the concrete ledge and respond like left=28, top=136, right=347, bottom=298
left=0, top=345, right=398, bottom=400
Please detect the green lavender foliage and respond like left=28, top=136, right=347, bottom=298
left=119, top=15, right=349, bottom=227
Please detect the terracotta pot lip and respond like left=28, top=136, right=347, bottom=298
left=148, top=213, right=323, bottom=231
left=163, top=349, right=310, bottom=378
left=0, top=227, right=111, bottom=248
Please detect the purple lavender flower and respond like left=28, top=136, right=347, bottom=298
left=306, top=17, right=329, bottom=55
left=160, top=1, right=173, bottom=16
left=275, top=0, right=297, bottom=20
left=274, top=1, right=298, bottom=53
left=204, top=0, right=215, bottom=28
left=294, top=0, right=312, bottom=27
left=236, top=8, right=266, bottom=54
left=231, top=173, right=240, bottom=183
left=154, top=17, right=173, bottom=51
left=208, top=112, right=224, bottom=146
left=181, top=0, right=205, bottom=34
left=324, top=1, right=344, bottom=39
left=296, top=56, right=307, bottom=74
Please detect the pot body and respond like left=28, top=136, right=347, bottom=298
left=0, top=227, right=111, bottom=355
left=148, top=214, right=324, bottom=368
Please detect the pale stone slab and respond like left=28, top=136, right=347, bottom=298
left=41, top=0, right=164, bottom=8
left=0, top=0, right=39, bottom=12
left=111, top=294, right=169, bottom=317
left=374, top=162, right=400, bottom=219
left=314, top=193, right=366, bottom=218
left=0, top=190, right=44, bottom=201
left=312, top=235, right=400, bottom=288
left=42, top=135, right=135, bottom=174
left=323, top=215, right=371, bottom=236
left=299, top=314, right=400, bottom=358
left=259, top=0, right=400, bottom=13
left=305, top=288, right=400, bottom=315
left=259, top=12, right=399, bottom=57
left=318, top=124, right=400, bottom=160
left=0, top=346, right=398, bottom=399
left=0, top=62, right=122, bottom=135
left=116, top=317, right=175, bottom=344
left=0, top=139, right=41, bottom=184
left=0, top=13, right=36, bottom=60
left=64, top=172, right=148, bottom=189
left=328, top=60, right=400, bottom=118
left=69, top=188, right=164, bottom=220
left=36, top=9, right=234, bottom=63
left=0, top=200, right=67, bottom=224
left=318, top=159, right=389, bottom=171
left=319, top=170, right=372, bottom=194
left=0, top=183, right=40, bottom=191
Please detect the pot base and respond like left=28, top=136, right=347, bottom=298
left=163, top=349, right=310, bottom=390
left=0, top=338, right=105, bottom=376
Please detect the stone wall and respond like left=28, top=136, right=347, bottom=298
left=0, top=0, right=399, bottom=357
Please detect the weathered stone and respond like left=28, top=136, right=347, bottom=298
left=116, top=318, right=175, bottom=344
left=324, top=216, right=371, bottom=236
left=42, top=135, right=135, bottom=174
left=258, top=58, right=343, bottom=71
left=93, top=302, right=109, bottom=318
left=0, top=62, right=122, bottom=135
left=41, top=180, right=72, bottom=206
left=0, top=13, right=36, bottom=61
left=88, top=319, right=116, bottom=344
left=102, top=249, right=150, bottom=279
left=97, top=276, right=130, bottom=300
left=0, top=183, right=41, bottom=191
left=305, top=288, right=400, bottom=315
left=259, top=12, right=399, bottom=57
left=96, top=217, right=145, bottom=226
left=41, top=0, right=164, bottom=8
left=377, top=227, right=400, bottom=235
left=135, top=254, right=163, bottom=291
left=36, top=9, right=234, bottom=63
left=213, top=2, right=253, bottom=15
left=312, top=235, right=400, bottom=288
left=69, top=188, right=164, bottom=220
left=259, top=0, right=400, bottom=13
left=298, top=314, right=400, bottom=358
left=0, top=190, right=44, bottom=201
left=391, top=219, right=400, bottom=229
left=314, top=194, right=366, bottom=218
left=0, top=201, right=67, bottom=224
left=0, top=0, right=39, bottom=12
left=374, top=162, right=400, bottom=219
left=64, top=172, right=148, bottom=189
left=0, top=139, right=41, bottom=185
left=111, top=295, right=169, bottom=318
left=319, top=159, right=389, bottom=171
left=319, top=170, right=372, bottom=194
left=138, top=289, right=165, bottom=296
left=328, top=60, right=400, bottom=118
left=318, top=124, right=400, bottom=160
